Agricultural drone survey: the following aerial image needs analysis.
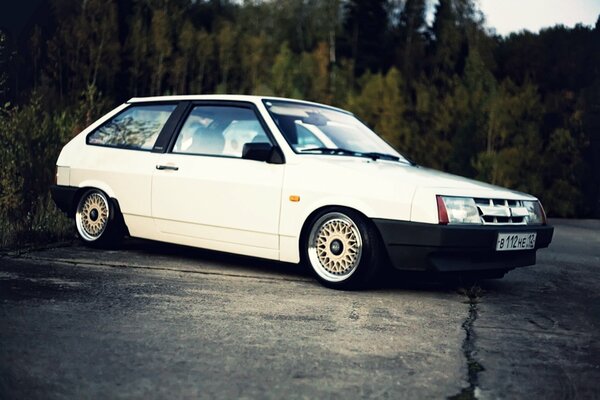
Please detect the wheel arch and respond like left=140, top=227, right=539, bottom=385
left=71, top=184, right=114, bottom=213
left=76, top=179, right=116, bottom=199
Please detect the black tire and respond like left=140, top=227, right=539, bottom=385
left=302, top=208, right=383, bottom=290
left=75, top=189, right=125, bottom=248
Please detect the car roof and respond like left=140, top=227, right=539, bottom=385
left=127, top=94, right=352, bottom=115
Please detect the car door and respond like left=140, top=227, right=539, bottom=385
left=151, top=102, right=285, bottom=259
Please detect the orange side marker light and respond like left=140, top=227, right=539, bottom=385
left=289, top=195, right=301, bottom=202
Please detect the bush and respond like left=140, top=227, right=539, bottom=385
left=0, top=195, right=74, bottom=248
left=0, top=94, right=77, bottom=248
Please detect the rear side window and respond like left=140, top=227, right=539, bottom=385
left=87, top=104, right=176, bottom=150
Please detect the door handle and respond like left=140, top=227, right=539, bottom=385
left=156, top=165, right=179, bottom=171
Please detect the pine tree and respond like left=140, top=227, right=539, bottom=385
left=150, top=9, right=173, bottom=95
left=341, top=0, right=390, bottom=80
left=429, top=0, right=465, bottom=80
left=396, top=0, right=427, bottom=80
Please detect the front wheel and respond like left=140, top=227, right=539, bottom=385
left=75, top=189, right=124, bottom=247
left=304, top=209, right=383, bottom=290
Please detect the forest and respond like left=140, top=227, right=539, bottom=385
left=0, top=0, right=599, bottom=246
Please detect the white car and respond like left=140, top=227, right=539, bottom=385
left=51, top=95, right=553, bottom=289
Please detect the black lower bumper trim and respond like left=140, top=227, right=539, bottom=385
left=373, top=219, right=554, bottom=272
left=50, top=185, right=79, bottom=216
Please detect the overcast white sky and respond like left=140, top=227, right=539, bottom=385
left=477, top=0, right=600, bottom=36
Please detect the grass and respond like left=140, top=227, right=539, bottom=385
left=0, top=195, right=75, bottom=250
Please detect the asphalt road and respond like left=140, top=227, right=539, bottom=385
left=0, top=219, right=598, bottom=399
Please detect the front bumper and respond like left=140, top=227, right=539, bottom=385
left=373, top=219, right=554, bottom=272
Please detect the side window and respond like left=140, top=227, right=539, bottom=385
left=87, top=104, right=176, bottom=150
left=173, top=106, right=271, bottom=157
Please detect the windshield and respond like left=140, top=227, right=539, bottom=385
left=263, top=100, right=410, bottom=163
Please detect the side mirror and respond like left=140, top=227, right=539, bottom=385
left=242, top=142, right=284, bottom=164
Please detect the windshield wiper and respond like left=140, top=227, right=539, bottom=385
left=300, top=147, right=411, bottom=164
left=362, top=152, right=416, bottom=165
left=300, top=147, right=358, bottom=156
left=360, top=152, right=401, bottom=162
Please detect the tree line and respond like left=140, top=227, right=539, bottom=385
left=0, top=0, right=599, bottom=244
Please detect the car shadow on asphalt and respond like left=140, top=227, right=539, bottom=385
left=116, top=238, right=474, bottom=294
left=120, top=237, right=312, bottom=278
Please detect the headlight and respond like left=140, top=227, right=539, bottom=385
left=523, top=201, right=546, bottom=225
left=437, top=196, right=481, bottom=225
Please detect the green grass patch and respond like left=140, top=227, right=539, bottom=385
left=0, top=195, right=75, bottom=250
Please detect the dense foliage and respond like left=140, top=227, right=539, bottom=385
left=1, top=0, right=599, bottom=244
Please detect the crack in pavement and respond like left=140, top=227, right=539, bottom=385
left=448, top=287, right=485, bottom=400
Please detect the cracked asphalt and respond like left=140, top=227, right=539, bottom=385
left=1, top=219, right=599, bottom=399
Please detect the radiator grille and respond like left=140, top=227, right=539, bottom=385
left=473, top=198, right=529, bottom=225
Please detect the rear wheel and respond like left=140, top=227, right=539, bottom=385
left=304, top=209, right=382, bottom=290
left=75, top=189, right=124, bottom=247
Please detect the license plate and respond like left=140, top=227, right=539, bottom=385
left=496, top=232, right=536, bottom=251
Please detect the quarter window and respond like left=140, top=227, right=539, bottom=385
left=87, top=104, right=176, bottom=150
left=173, top=106, right=271, bottom=157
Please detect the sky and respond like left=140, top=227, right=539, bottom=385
left=477, top=0, right=600, bottom=36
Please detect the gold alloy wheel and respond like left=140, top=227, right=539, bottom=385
left=308, top=212, right=363, bottom=282
left=75, top=190, right=110, bottom=241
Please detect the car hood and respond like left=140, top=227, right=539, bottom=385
left=308, top=156, right=537, bottom=200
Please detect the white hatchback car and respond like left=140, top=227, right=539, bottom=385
left=52, top=95, right=553, bottom=289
